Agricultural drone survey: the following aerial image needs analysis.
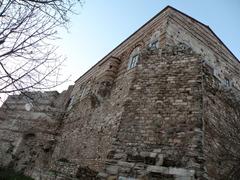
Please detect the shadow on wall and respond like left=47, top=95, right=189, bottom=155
left=0, top=167, right=33, bottom=180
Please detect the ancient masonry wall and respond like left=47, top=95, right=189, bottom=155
left=165, top=8, right=240, bottom=179
left=0, top=6, right=239, bottom=180
left=0, top=91, right=69, bottom=176
left=0, top=8, right=171, bottom=179
left=203, top=66, right=240, bottom=179
left=98, top=47, right=204, bottom=180
left=43, top=10, right=170, bottom=179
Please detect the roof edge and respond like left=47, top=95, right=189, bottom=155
left=75, top=5, right=239, bottom=83
left=75, top=6, right=171, bottom=83
left=167, top=6, right=239, bottom=63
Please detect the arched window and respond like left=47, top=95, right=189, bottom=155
left=128, top=46, right=140, bottom=70
left=149, top=31, right=160, bottom=49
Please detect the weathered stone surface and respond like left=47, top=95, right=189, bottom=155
left=0, top=6, right=239, bottom=180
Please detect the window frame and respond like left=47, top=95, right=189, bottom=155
left=128, top=54, right=139, bottom=70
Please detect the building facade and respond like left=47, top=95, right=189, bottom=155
left=0, top=6, right=240, bottom=180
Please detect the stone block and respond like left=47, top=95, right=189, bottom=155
left=146, top=165, right=168, bottom=174
left=118, top=176, right=138, bottom=180
left=153, top=149, right=162, bottom=153
left=140, top=151, right=150, bottom=157
left=114, top=153, right=127, bottom=160
left=118, top=161, right=135, bottom=168
left=156, top=154, right=164, bottom=166
left=149, top=152, right=157, bottom=158
left=106, top=165, right=119, bottom=175
left=97, top=172, right=109, bottom=178
left=168, top=167, right=195, bottom=177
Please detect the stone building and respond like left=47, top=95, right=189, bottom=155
left=0, top=6, right=240, bottom=180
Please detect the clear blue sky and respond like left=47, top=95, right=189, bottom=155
left=56, top=0, right=240, bottom=92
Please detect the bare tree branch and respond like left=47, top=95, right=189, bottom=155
left=0, top=0, right=83, bottom=97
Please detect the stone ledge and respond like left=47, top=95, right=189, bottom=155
left=147, top=165, right=195, bottom=177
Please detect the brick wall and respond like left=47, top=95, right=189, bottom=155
left=98, top=45, right=205, bottom=179
left=203, top=66, right=240, bottom=179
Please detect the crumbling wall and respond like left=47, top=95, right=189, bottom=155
left=203, top=66, right=240, bottom=180
left=0, top=10, right=170, bottom=179
left=45, top=14, right=170, bottom=179
left=98, top=45, right=205, bottom=180
left=47, top=56, right=136, bottom=179
left=0, top=6, right=239, bottom=180
left=164, top=10, right=240, bottom=179
left=0, top=91, right=69, bottom=179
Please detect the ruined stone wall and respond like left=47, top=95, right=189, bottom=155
left=49, top=62, right=135, bottom=175
left=98, top=46, right=205, bottom=180
left=0, top=6, right=239, bottom=180
left=0, top=8, right=172, bottom=179
left=162, top=8, right=240, bottom=180
left=203, top=65, right=240, bottom=180
left=0, top=91, right=72, bottom=178
left=44, top=12, right=172, bottom=179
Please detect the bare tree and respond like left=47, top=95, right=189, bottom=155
left=0, top=0, right=83, bottom=99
